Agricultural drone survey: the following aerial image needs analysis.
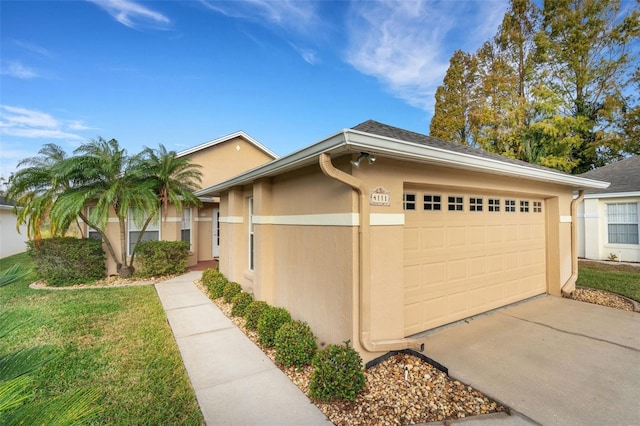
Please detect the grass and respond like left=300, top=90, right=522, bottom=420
left=0, top=252, right=203, bottom=425
left=577, top=260, right=640, bottom=302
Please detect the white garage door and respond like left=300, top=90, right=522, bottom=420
left=403, top=189, right=547, bottom=336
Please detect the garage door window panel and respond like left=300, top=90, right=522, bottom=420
left=520, top=201, right=530, bottom=212
left=470, top=197, right=483, bottom=212
left=403, top=193, right=417, bottom=211
left=448, top=196, right=464, bottom=211
left=505, top=200, right=516, bottom=212
left=488, top=199, right=500, bottom=212
left=423, top=194, right=442, bottom=211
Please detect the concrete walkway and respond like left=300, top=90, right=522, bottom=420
left=418, top=296, right=640, bottom=426
left=155, top=271, right=331, bottom=425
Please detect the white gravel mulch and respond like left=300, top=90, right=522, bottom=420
left=569, top=287, right=636, bottom=312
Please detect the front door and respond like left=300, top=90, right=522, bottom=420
left=212, top=208, right=220, bottom=258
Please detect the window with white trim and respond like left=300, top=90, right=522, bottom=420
left=533, top=201, right=542, bottom=213
left=607, top=203, right=639, bottom=244
left=448, top=196, right=464, bottom=211
left=488, top=198, right=500, bottom=212
left=469, top=197, right=483, bottom=212
left=128, top=208, right=159, bottom=255
left=249, top=198, right=255, bottom=270
left=403, top=193, right=416, bottom=211
left=505, top=199, right=516, bottom=212
left=86, top=206, right=101, bottom=240
left=181, top=208, right=192, bottom=250
left=520, top=200, right=530, bottom=212
left=423, top=194, right=441, bottom=211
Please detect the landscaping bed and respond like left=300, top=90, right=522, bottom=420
left=197, top=280, right=506, bottom=425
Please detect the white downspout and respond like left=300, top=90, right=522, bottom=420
left=319, top=151, right=422, bottom=354
left=561, top=190, right=584, bottom=295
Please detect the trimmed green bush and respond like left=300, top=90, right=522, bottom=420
left=135, top=240, right=190, bottom=277
left=210, top=275, right=228, bottom=299
left=27, top=237, right=105, bottom=286
left=223, top=282, right=242, bottom=303
left=201, top=268, right=220, bottom=287
left=231, top=292, right=253, bottom=317
left=257, top=306, right=292, bottom=348
left=309, top=341, right=365, bottom=402
left=244, top=301, right=269, bottom=330
left=274, top=320, right=317, bottom=367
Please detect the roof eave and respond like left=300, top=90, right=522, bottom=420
left=195, top=128, right=610, bottom=197
left=177, top=131, right=279, bottom=159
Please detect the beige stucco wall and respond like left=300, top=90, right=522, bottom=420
left=218, top=153, right=578, bottom=363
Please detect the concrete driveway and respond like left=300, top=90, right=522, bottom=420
left=417, top=296, right=640, bottom=425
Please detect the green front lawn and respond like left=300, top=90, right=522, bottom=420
left=0, top=252, right=203, bottom=425
left=577, top=260, right=640, bottom=302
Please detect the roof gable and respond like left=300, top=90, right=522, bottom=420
left=177, top=131, right=278, bottom=159
left=578, top=155, right=640, bottom=194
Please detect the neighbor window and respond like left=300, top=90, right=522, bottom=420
left=86, top=206, right=101, bottom=240
left=469, top=197, right=483, bottom=212
left=505, top=200, right=516, bottom=212
left=520, top=200, right=530, bottom=212
left=423, top=194, right=441, bottom=211
left=488, top=198, right=500, bottom=212
left=248, top=198, right=255, bottom=270
left=448, top=196, right=464, bottom=211
left=533, top=201, right=542, bottom=213
left=403, top=193, right=416, bottom=211
left=181, top=208, right=192, bottom=250
left=607, top=203, right=639, bottom=244
left=128, top=208, right=159, bottom=255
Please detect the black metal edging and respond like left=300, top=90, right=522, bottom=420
left=365, top=349, right=448, bottom=375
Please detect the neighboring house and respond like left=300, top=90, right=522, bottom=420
left=0, top=196, right=28, bottom=258
left=577, top=156, right=640, bottom=263
left=195, top=120, right=609, bottom=363
left=96, top=131, right=278, bottom=275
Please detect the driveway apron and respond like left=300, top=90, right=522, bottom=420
left=417, top=296, right=640, bottom=426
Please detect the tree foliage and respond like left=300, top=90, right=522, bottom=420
left=6, top=139, right=202, bottom=278
left=430, top=0, right=639, bottom=173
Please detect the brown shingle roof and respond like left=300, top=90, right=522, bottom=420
left=351, top=120, right=562, bottom=174
left=578, top=155, right=640, bottom=194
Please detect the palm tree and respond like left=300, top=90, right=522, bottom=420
left=5, top=144, right=70, bottom=243
left=52, top=138, right=158, bottom=278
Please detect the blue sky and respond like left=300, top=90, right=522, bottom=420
left=0, top=0, right=513, bottom=180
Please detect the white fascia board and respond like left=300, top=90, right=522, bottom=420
left=195, top=131, right=349, bottom=196
left=177, top=131, right=279, bottom=159
left=195, top=128, right=610, bottom=197
left=584, top=191, right=640, bottom=199
left=343, top=130, right=610, bottom=190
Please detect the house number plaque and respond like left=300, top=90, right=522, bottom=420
left=370, top=186, right=390, bottom=206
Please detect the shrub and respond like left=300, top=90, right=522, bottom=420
left=231, top=292, right=254, bottom=317
left=309, top=341, right=365, bottom=402
left=244, top=301, right=269, bottom=330
left=135, top=240, right=190, bottom=278
left=257, top=306, right=292, bottom=348
left=27, top=237, right=105, bottom=286
left=211, top=276, right=228, bottom=299
left=274, top=320, right=317, bottom=367
left=201, top=268, right=220, bottom=286
left=223, top=282, right=242, bottom=303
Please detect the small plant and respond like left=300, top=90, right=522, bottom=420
left=244, top=301, right=269, bottom=330
left=201, top=268, right=220, bottom=286
left=274, top=320, right=317, bottom=368
left=607, top=253, right=618, bottom=261
left=0, top=264, right=30, bottom=287
left=223, top=282, right=242, bottom=303
left=210, top=275, right=228, bottom=299
left=309, top=341, right=365, bottom=402
left=257, top=306, right=292, bottom=348
left=135, top=240, right=189, bottom=277
left=231, top=292, right=254, bottom=317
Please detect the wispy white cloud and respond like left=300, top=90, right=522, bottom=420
left=87, top=0, right=171, bottom=30
left=200, top=0, right=322, bottom=63
left=0, top=105, right=87, bottom=140
left=13, top=40, right=52, bottom=58
left=1, top=61, right=41, bottom=79
left=344, top=0, right=508, bottom=112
